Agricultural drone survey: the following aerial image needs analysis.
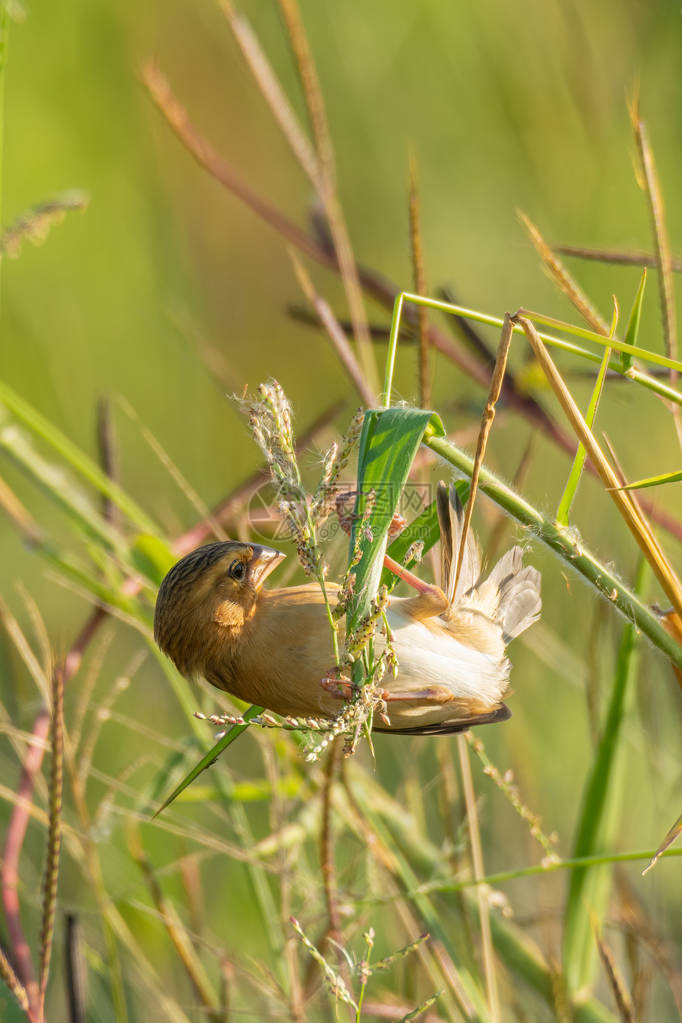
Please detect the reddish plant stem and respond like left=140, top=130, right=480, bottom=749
left=2, top=708, right=47, bottom=1017
left=1, top=607, right=105, bottom=1018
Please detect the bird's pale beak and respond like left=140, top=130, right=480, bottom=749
left=249, top=545, right=286, bottom=589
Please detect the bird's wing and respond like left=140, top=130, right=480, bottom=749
left=374, top=703, right=511, bottom=735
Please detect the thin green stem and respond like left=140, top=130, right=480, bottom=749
left=408, top=848, right=682, bottom=897
left=423, top=432, right=682, bottom=672
left=563, top=559, right=647, bottom=993
left=384, top=293, right=404, bottom=406
left=556, top=344, right=611, bottom=525
left=318, top=573, right=340, bottom=665
left=390, top=292, right=682, bottom=405
left=518, top=306, right=682, bottom=372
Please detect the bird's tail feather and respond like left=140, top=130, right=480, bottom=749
left=486, top=545, right=542, bottom=641
left=438, top=480, right=541, bottom=641
left=436, top=481, right=480, bottom=603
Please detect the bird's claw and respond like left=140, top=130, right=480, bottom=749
left=320, top=672, right=353, bottom=699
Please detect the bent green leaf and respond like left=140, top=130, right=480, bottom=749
left=611, top=469, right=682, bottom=491
left=153, top=704, right=264, bottom=817
left=621, top=267, right=647, bottom=372
left=348, top=407, right=443, bottom=633
left=562, top=559, right=648, bottom=993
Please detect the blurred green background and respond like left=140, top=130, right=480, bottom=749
left=1, top=1, right=681, bottom=1020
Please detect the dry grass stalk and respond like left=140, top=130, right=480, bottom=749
left=128, top=825, right=221, bottom=1022
left=276, top=0, right=378, bottom=395
left=38, top=662, right=65, bottom=1017
left=519, top=211, right=610, bottom=335
left=594, top=925, right=635, bottom=1023
left=554, top=244, right=682, bottom=272
left=453, top=312, right=513, bottom=597
left=0, top=472, right=43, bottom=547
left=289, top=250, right=375, bottom=405
left=218, top=0, right=377, bottom=393
left=630, top=104, right=677, bottom=377
left=0, top=948, right=29, bottom=1014
left=515, top=314, right=682, bottom=623
left=483, top=431, right=535, bottom=561
left=0, top=192, right=88, bottom=260
left=0, top=593, right=49, bottom=701
left=142, top=63, right=323, bottom=262
left=2, top=699, right=50, bottom=1014
left=218, top=0, right=320, bottom=185
left=630, top=102, right=681, bottom=449
left=548, top=958, right=572, bottom=1023
left=15, top=584, right=52, bottom=688
left=456, top=735, right=500, bottom=1023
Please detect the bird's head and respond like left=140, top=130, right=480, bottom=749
left=154, top=540, right=285, bottom=675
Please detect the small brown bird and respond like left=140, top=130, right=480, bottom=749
left=154, top=484, right=541, bottom=735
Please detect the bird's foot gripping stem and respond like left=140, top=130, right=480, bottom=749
left=382, top=553, right=449, bottom=619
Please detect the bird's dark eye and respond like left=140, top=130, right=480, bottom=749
left=229, top=560, right=246, bottom=581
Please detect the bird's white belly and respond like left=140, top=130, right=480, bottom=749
left=385, top=606, right=508, bottom=707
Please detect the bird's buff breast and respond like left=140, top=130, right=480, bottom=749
left=207, top=587, right=508, bottom=725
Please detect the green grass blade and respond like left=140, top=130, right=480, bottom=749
left=172, top=777, right=302, bottom=803
left=0, top=379, right=160, bottom=534
left=556, top=345, right=612, bottom=526
left=153, top=705, right=264, bottom=817
left=0, top=417, right=127, bottom=555
left=350, top=769, right=619, bottom=1023
left=621, top=267, right=647, bottom=372
left=348, top=407, right=443, bottom=632
left=487, top=910, right=616, bottom=1023
left=352, top=769, right=618, bottom=1023
left=130, top=533, right=177, bottom=586
left=612, top=469, right=682, bottom=491
left=562, top=559, right=648, bottom=994
left=41, top=546, right=142, bottom=616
